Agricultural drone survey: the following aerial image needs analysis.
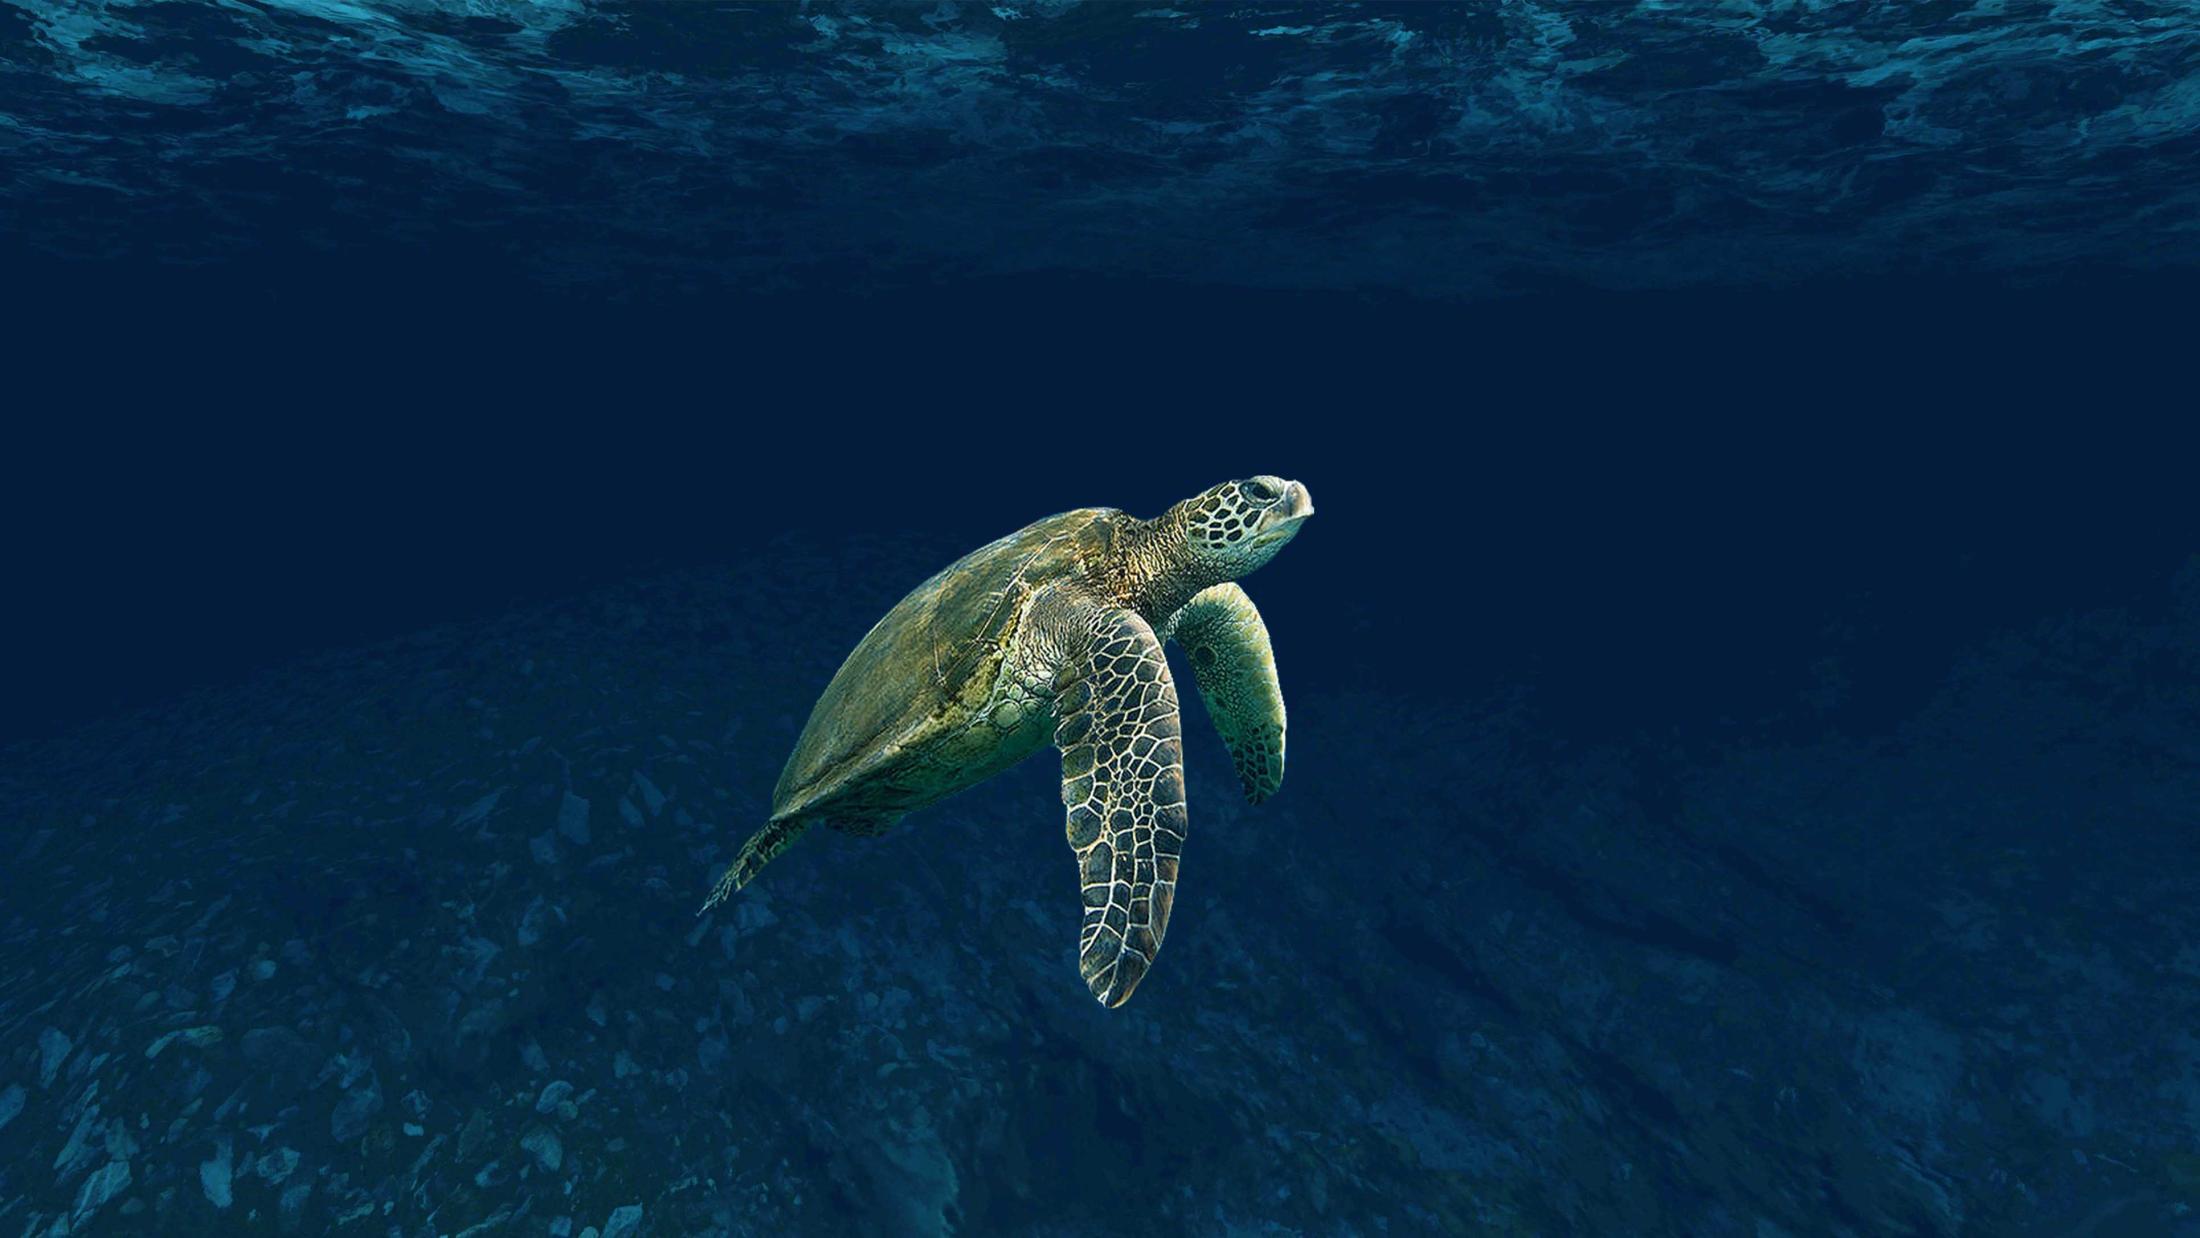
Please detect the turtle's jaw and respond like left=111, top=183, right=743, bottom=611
left=1252, top=480, right=1314, bottom=547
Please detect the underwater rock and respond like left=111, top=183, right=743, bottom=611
left=254, top=1145, right=300, bottom=1186
left=534, top=1080, right=575, bottom=1115
left=601, top=1204, right=644, bottom=1238
left=452, top=789, right=504, bottom=831
left=558, top=792, right=592, bottom=844
left=37, top=1027, right=71, bottom=1087
left=455, top=1108, right=494, bottom=1163
left=145, top=1026, right=222, bottom=1060
left=199, top=1136, right=233, bottom=1209
left=70, top=1159, right=130, bottom=1227
left=0, top=1082, right=25, bottom=1134
left=520, top=1125, right=563, bottom=1173
left=633, top=773, right=666, bottom=817
left=517, top=897, right=550, bottom=947
left=278, top=1180, right=313, bottom=1232
left=52, top=1107, right=105, bottom=1183
left=330, top=1067, right=383, bottom=1143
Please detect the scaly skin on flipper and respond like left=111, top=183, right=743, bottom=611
left=1055, top=607, right=1186, bottom=1008
left=1163, top=583, right=1286, bottom=804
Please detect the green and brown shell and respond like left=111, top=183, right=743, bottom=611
left=769, top=506, right=1118, bottom=827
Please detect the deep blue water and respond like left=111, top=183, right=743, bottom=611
left=4, top=3, right=2200, bottom=1236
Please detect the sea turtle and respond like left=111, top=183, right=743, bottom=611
left=700, top=477, right=1315, bottom=1006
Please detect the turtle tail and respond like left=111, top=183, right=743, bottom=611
left=697, top=816, right=811, bottom=916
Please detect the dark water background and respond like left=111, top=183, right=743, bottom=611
left=5, top=3, right=2200, bottom=1236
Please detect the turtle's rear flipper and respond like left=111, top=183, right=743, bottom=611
left=698, top=817, right=811, bottom=915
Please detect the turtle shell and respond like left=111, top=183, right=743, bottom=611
left=770, top=507, right=1119, bottom=822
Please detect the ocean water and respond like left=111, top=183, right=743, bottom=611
left=4, top=3, right=2200, bottom=1235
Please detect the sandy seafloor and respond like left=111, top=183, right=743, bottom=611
left=3, top=536, right=2198, bottom=1237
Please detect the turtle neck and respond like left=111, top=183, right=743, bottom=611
left=1114, top=506, right=1214, bottom=625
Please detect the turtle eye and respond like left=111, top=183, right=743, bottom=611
left=1241, top=478, right=1279, bottom=502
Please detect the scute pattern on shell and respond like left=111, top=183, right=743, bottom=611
left=769, top=508, right=1115, bottom=822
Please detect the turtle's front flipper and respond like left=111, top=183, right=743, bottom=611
left=1163, top=583, right=1286, bottom=804
left=698, top=816, right=811, bottom=915
left=1055, top=608, right=1187, bottom=1007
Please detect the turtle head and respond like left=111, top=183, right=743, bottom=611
left=1172, top=475, right=1315, bottom=580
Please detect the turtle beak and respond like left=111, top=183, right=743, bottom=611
left=1252, top=480, right=1313, bottom=547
